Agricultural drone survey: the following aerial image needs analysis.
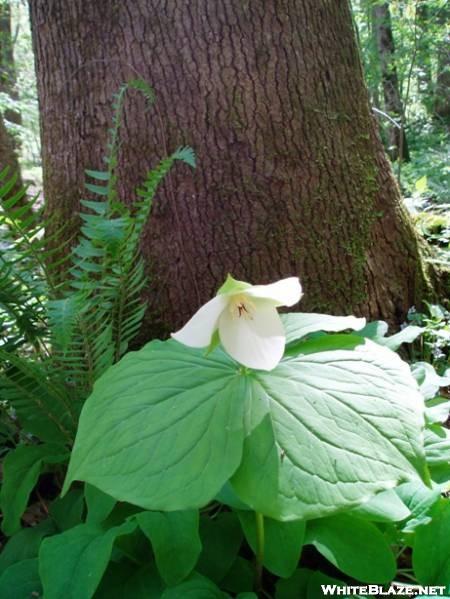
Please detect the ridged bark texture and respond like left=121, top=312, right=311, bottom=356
left=29, top=0, right=432, bottom=336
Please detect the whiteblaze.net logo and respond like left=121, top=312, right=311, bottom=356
left=320, top=584, right=447, bottom=596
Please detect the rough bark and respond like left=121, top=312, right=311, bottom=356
left=372, top=2, right=410, bottom=162
left=29, top=0, right=433, bottom=336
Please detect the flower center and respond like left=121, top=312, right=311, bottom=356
left=229, top=294, right=255, bottom=320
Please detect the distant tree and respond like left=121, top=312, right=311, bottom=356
left=29, top=0, right=434, bottom=335
left=371, top=1, right=410, bottom=162
left=434, top=3, right=450, bottom=120
left=0, top=109, right=21, bottom=182
left=416, top=1, right=434, bottom=102
left=0, top=1, right=24, bottom=196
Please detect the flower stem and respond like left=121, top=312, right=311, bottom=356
left=254, top=511, right=265, bottom=593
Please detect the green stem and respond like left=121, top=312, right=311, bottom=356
left=254, top=511, right=265, bottom=593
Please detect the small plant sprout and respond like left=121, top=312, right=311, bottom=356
left=171, top=275, right=302, bottom=370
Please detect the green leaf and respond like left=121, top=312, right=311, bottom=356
left=379, top=326, right=424, bottom=351
left=305, top=513, right=396, bottom=583
left=215, top=482, right=251, bottom=511
left=85, top=169, right=110, bottom=182
left=85, top=484, right=116, bottom=524
left=137, top=510, right=201, bottom=586
left=0, top=519, right=55, bottom=574
left=64, top=340, right=246, bottom=511
left=306, top=571, right=355, bottom=599
left=197, top=512, right=243, bottom=583
left=66, top=334, right=425, bottom=522
left=349, top=488, right=411, bottom=522
left=426, top=397, right=450, bottom=425
left=424, top=425, right=450, bottom=471
left=411, top=362, right=450, bottom=400
left=85, top=182, right=109, bottom=196
left=173, top=146, right=196, bottom=168
left=275, top=568, right=312, bottom=599
left=238, top=512, right=304, bottom=578
left=0, top=444, right=68, bottom=535
left=415, top=175, right=428, bottom=193
left=282, top=313, right=366, bottom=345
left=161, top=572, right=229, bottom=598
left=355, top=320, right=389, bottom=340
left=95, top=562, right=164, bottom=599
left=0, top=558, right=41, bottom=599
left=231, top=336, right=426, bottom=520
left=49, top=488, right=85, bottom=531
left=355, top=320, right=424, bottom=350
left=413, top=499, right=450, bottom=588
left=39, top=520, right=136, bottom=599
left=396, top=481, right=441, bottom=533
left=220, top=557, right=254, bottom=594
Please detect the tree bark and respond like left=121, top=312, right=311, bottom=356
left=29, top=0, right=433, bottom=336
left=372, top=2, right=410, bottom=162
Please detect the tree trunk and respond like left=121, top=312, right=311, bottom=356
left=29, top=0, right=432, bottom=336
left=0, top=2, right=22, bottom=139
left=372, top=2, right=410, bottom=162
left=0, top=1, right=24, bottom=198
left=434, top=4, right=450, bottom=121
left=0, top=109, right=22, bottom=184
left=416, top=2, right=433, bottom=104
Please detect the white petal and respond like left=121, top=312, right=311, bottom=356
left=218, top=302, right=285, bottom=370
left=245, top=277, right=302, bottom=307
left=171, top=295, right=227, bottom=348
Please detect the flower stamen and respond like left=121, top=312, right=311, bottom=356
left=230, top=295, right=254, bottom=320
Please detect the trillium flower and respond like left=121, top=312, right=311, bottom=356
left=171, top=275, right=302, bottom=371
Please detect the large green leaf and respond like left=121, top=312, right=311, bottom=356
left=137, top=510, right=201, bottom=586
left=49, top=488, right=85, bottom=531
left=39, top=520, right=136, bottom=599
left=231, top=336, right=426, bottom=520
left=238, top=512, right=305, bottom=578
left=0, top=558, right=41, bottom=599
left=349, top=488, right=411, bottom=523
left=197, top=512, right=243, bottom=583
left=275, top=568, right=311, bottom=599
left=356, top=320, right=424, bottom=350
left=94, top=562, right=164, bottom=599
left=305, top=513, right=396, bottom=583
left=85, top=484, right=116, bottom=524
left=64, top=335, right=425, bottom=522
left=63, top=340, right=246, bottom=510
left=0, top=519, right=55, bottom=574
left=281, top=313, right=366, bottom=345
left=413, top=499, right=450, bottom=588
left=161, top=572, right=229, bottom=598
left=395, top=480, right=441, bottom=533
left=0, top=443, right=68, bottom=535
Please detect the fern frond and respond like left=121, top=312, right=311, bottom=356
left=0, top=169, right=69, bottom=294
left=0, top=350, right=77, bottom=445
left=48, top=83, right=195, bottom=397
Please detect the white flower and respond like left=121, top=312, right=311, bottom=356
left=171, top=275, right=302, bottom=371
